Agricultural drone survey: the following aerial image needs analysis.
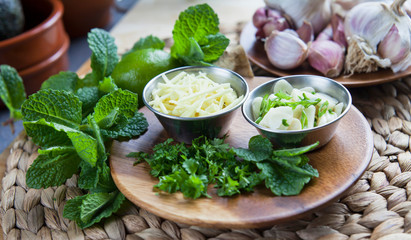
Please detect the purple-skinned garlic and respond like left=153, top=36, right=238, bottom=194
left=252, top=7, right=291, bottom=39
left=265, top=30, right=310, bottom=70
left=296, top=21, right=314, bottom=43
left=308, top=40, right=345, bottom=78
left=331, top=14, right=347, bottom=49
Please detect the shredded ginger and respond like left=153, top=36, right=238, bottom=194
left=149, top=71, right=243, bottom=117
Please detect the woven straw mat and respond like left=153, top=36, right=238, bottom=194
left=1, top=24, right=411, bottom=240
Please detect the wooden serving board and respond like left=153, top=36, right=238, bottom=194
left=109, top=77, right=373, bottom=229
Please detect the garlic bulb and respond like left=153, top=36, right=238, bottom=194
left=344, top=0, right=411, bottom=74
left=331, top=0, right=388, bottom=17
left=265, top=30, right=310, bottom=70
left=308, top=40, right=345, bottom=77
left=264, top=0, right=332, bottom=34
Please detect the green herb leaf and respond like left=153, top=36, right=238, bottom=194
left=0, top=65, right=26, bottom=119
left=318, top=101, right=329, bottom=119
left=78, top=161, right=99, bottom=190
left=98, top=76, right=118, bottom=94
left=26, top=147, right=81, bottom=188
left=67, top=131, right=98, bottom=167
left=272, top=142, right=319, bottom=157
left=64, top=190, right=125, bottom=229
left=170, top=4, right=229, bottom=65
left=75, top=86, right=99, bottom=118
left=40, top=71, right=78, bottom=92
left=88, top=28, right=119, bottom=81
left=233, top=135, right=272, bottom=162
left=22, top=89, right=82, bottom=129
left=23, top=119, right=73, bottom=148
left=282, top=119, right=289, bottom=127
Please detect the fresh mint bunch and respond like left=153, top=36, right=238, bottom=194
left=170, top=3, right=230, bottom=66
left=0, top=28, right=148, bottom=229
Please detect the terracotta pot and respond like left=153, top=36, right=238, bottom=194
left=0, top=0, right=69, bottom=71
left=61, top=0, right=114, bottom=38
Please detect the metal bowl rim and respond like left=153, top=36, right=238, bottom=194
left=242, top=75, right=353, bottom=134
left=143, top=66, right=249, bottom=121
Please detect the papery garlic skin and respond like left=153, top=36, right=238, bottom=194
left=264, top=30, right=310, bottom=70
left=252, top=7, right=291, bottom=39
left=296, top=21, right=314, bottom=43
left=308, top=40, right=345, bottom=77
left=344, top=0, right=411, bottom=74
left=264, top=0, right=332, bottom=34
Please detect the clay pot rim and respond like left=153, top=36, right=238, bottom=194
left=19, top=37, right=69, bottom=77
left=0, top=0, right=64, bottom=47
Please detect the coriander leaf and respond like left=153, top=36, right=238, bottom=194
left=64, top=191, right=125, bottom=229
left=98, top=76, right=118, bottom=94
left=272, top=142, right=319, bottom=157
left=26, top=147, right=81, bottom=188
left=182, top=158, right=199, bottom=175
left=233, top=135, right=272, bottom=162
left=217, top=173, right=240, bottom=197
left=170, top=4, right=229, bottom=65
left=88, top=28, right=119, bottom=81
left=75, top=86, right=99, bottom=118
left=123, top=35, right=165, bottom=57
left=21, top=89, right=82, bottom=129
left=257, top=162, right=313, bottom=196
left=93, top=89, right=138, bottom=124
left=155, top=169, right=188, bottom=193
left=40, top=71, right=78, bottom=92
left=67, top=131, right=98, bottom=167
left=79, top=191, right=125, bottom=228
left=0, top=65, right=26, bottom=119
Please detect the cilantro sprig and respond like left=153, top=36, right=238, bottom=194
left=130, top=135, right=319, bottom=198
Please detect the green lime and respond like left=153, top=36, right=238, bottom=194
left=112, top=48, right=177, bottom=107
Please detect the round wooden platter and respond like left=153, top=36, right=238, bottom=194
left=109, top=77, right=374, bottom=229
left=240, top=22, right=411, bottom=88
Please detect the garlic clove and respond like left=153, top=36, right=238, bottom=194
left=378, top=24, right=410, bottom=64
left=316, top=24, right=333, bottom=41
left=308, top=40, right=345, bottom=78
left=296, top=21, right=314, bottom=43
left=252, top=7, right=269, bottom=28
left=262, top=17, right=291, bottom=37
left=264, top=30, right=310, bottom=70
left=264, top=0, right=332, bottom=34
left=331, top=14, right=347, bottom=49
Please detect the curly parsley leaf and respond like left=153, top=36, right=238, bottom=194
left=0, top=65, right=26, bottom=119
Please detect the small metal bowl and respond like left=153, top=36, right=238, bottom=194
left=143, top=66, right=249, bottom=143
left=242, top=75, right=352, bottom=148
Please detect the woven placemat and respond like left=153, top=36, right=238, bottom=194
left=1, top=78, right=410, bottom=240
left=1, top=21, right=411, bottom=239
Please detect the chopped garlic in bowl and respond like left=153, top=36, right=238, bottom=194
left=149, top=71, right=244, bottom=117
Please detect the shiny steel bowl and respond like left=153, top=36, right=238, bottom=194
left=143, top=66, right=249, bottom=143
left=242, top=75, right=352, bottom=148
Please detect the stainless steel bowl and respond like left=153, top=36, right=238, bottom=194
left=143, top=66, right=249, bottom=143
left=242, top=75, right=352, bottom=148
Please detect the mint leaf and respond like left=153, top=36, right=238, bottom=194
left=75, top=86, right=99, bottom=117
left=64, top=191, right=125, bottom=229
left=80, top=191, right=125, bottom=228
left=88, top=28, right=119, bottom=81
left=98, top=77, right=118, bottom=94
left=21, top=89, right=82, bottom=129
left=201, top=33, right=230, bottom=62
left=123, top=35, right=165, bottom=57
left=26, top=147, right=81, bottom=188
left=0, top=65, right=26, bottom=119
left=23, top=119, right=72, bottom=148
left=40, top=71, right=78, bottom=92
left=170, top=4, right=229, bottom=65
left=78, top=161, right=99, bottom=190
left=67, top=131, right=98, bottom=167
left=93, top=89, right=138, bottom=124
left=91, top=162, right=117, bottom=193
